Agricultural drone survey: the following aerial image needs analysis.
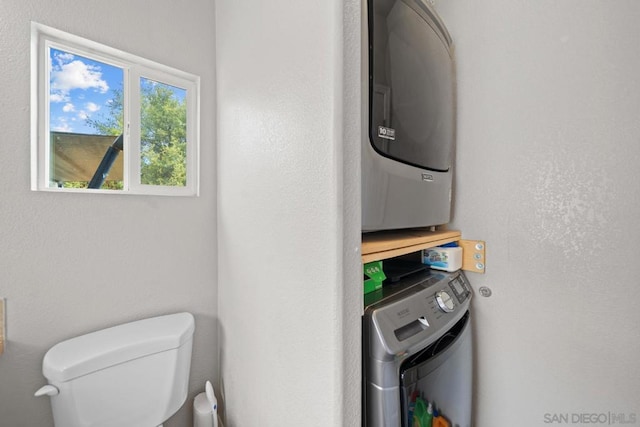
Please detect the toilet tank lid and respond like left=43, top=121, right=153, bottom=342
left=43, top=312, right=195, bottom=383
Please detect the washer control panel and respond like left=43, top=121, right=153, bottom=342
left=448, top=273, right=471, bottom=303
left=365, top=270, right=472, bottom=356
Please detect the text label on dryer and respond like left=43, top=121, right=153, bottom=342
left=378, top=126, right=396, bottom=140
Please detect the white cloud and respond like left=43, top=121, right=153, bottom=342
left=53, top=51, right=75, bottom=65
left=77, top=111, right=88, bottom=120
left=53, top=123, right=73, bottom=132
left=50, top=59, right=109, bottom=97
left=62, top=103, right=75, bottom=112
left=85, top=102, right=100, bottom=113
left=50, top=93, right=69, bottom=103
left=52, top=117, right=73, bottom=132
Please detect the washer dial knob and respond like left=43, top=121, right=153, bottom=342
left=435, top=290, right=455, bottom=313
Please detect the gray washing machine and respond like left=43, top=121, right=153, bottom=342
left=363, top=269, right=473, bottom=427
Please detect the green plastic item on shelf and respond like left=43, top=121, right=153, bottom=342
left=363, top=261, right=385, bottom=294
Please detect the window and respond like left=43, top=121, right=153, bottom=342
left=31, top=23, right=200, bottom=196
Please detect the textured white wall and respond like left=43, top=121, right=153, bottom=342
left=435, top=1, right=640, bottom=425
left=0, top=1, right=217, bottom=426
left=215, top=0, right=361, bottom=425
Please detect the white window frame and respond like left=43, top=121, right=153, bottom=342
left=30, top=22, right=200, bottom=196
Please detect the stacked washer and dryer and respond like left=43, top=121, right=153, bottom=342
left=361, top=0, right=472, bottom=426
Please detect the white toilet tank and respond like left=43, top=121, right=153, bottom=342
left=36, top=312, right=195, bottom=427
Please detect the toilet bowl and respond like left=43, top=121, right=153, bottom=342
left=35, top=312, right=195, bottom=427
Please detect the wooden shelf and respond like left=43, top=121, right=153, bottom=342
left=361, top=228, right=462, bottom=263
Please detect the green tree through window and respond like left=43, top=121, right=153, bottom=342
left=140, top=78, right=187, bottom=187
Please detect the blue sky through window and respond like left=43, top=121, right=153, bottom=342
left=49, top=47, right=123, bottom=135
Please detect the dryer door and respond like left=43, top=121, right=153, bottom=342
left=369, top=0, right=455, bottom=172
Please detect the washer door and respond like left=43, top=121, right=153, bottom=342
left=399, top=311, right=472, bottom=427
